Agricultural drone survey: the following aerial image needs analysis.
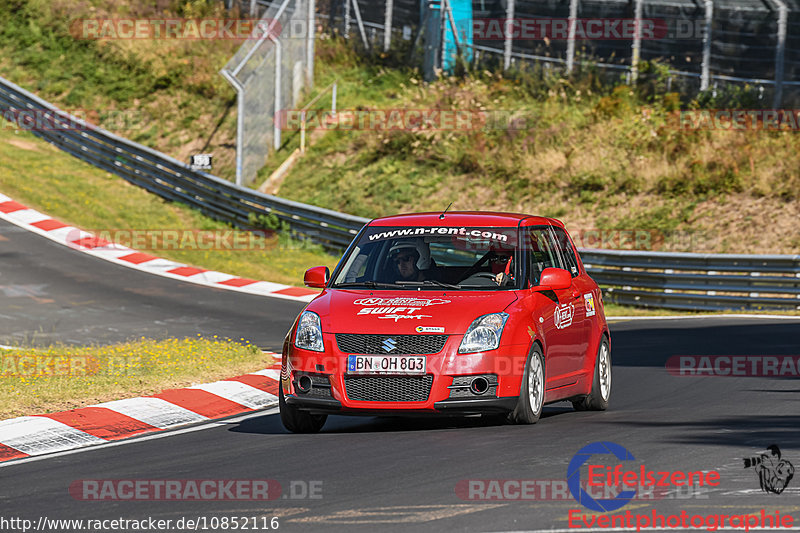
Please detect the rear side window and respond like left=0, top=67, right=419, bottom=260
left=525, top=227, right=559, bottom=286
left=551, top=226, right=580, bottom=277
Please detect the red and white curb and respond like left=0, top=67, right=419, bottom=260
left=0, top=193, right=319, bottom=303
left=0, top=354, right=282, bottom=463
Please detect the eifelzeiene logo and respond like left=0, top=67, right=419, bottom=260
left=567, top=442, right=721, bottom=512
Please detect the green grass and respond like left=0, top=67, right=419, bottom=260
left=0, top=0, right=241, bottom=180
left=0, top=126, right=338, bottom=286
left=0, top=337, right=274, bottom=419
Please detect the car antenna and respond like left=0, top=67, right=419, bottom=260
left=439, top=202, right=453, bottom=220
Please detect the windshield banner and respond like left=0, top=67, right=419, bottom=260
left=365, top=226, right=517, bottom=247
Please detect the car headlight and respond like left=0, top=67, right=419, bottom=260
left=294, top=311, right=324, bottom=352
left=458, top=312, right=509, bottom=354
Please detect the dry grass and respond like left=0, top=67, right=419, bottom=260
left=0, top=337, right=275, bottom=419
left=276, top=45, right=800, bottom=253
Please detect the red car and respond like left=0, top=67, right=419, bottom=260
left=279, top=212, right=611, bottom=433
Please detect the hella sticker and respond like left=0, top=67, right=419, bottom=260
left=554, top=302, right=575, bottom=330
left=416, top=326, right=445, bottom=333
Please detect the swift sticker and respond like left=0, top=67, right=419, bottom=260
left=554, top=303, right=575, bottom=330
left=584, top=293, right=596, bottom=317
left=358, top=306, right=422, bottom=316
left=379, top=314, right=432, bottom=322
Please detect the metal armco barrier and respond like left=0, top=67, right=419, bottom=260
left=2, top=76, right=799, bottom=311
left=0, top=77, right=368, bottom=251
left=581, top=250, right=800, bottom=311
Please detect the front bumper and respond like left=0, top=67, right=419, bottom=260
left=285, top=395, right=518, bottom=416
left=283, top=333, right=529, bottom=415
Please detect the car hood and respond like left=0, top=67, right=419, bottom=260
left=307, top=289, right=519, bottom=335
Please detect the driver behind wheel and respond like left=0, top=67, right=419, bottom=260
left=388, top=239, right=431, bottom=282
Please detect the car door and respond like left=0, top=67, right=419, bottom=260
left=548, top=224, right=592, bottom=380
left=524, top=226, right=577, bottom=390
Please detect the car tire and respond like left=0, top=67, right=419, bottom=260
left=279, top=386, right=327, bottom=433
left=572, top=336, right=611, bottom=411
left=509, top=345, right=545, bottom=424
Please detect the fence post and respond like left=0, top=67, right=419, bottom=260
left=503, top=0, right=515, bottom=71
left=773, top=0, right=787, bottom=108
left=343, top=0, right=351, bottom=39
left=384, top=0, right=394, bottom=52
left=422, top=0, right=439, bottom=81
left=220, top=70, right=244, bottom=186
left=566, top=0, right=578, bottom=73
left=350, top=0, right=371, bottom=49
left=272, top=37, right=282, bottom=151
left=249, top=0, right=257, bottom=17
left=440, top=0, right=448, bottom=71
left=306, top=0, right=316, bottom=87
left=700, top=0, right=712, bottom=91
left=630, top=0, right=643, bottom=83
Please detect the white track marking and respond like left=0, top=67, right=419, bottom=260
left=91, top=397, right=207, bottom=429
left=0, top=416, right=105, bottom=456
left=607, top=314, right=800, bottom=321
left=189, top=381, right=278, bottom=409
left=0, top=408, right=278, bottom=468
left=0, top=203, right=317, bottom=303
left=249, top=369, right=281, bottom=380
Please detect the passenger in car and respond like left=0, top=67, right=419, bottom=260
left=491, top=252, right=514, bottom=286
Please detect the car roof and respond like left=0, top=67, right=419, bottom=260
left=368, top=211, right=563, bottom=228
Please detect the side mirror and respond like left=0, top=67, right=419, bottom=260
left=537, top=267, right=572, bottom=291
left=304, top=266, right=330, bottom=288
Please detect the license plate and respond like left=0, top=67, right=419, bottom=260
left=347, top=355, right=426, bottom=375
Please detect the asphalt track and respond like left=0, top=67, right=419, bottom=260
left=3, top=216, right=800, bottom=532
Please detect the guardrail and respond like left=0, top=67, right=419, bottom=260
left=581, top=250, right=800, bottom=312
left=2, top=76, right=799, bottom=312
left=0, top=77, right=369, bottom=251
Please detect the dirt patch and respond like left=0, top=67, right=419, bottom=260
left=5, top=138, right=41, bottom=151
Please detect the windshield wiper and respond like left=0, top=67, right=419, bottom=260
left=395, top=280, right=462, bottom=290
left=333, top=281, right=400, bottom=289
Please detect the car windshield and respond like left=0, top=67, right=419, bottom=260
left=331, top=225, right=522, bottom=290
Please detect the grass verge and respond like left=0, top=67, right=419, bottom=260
left=0, top=337, right=274, bottom=419
left=0, top=126, right=338, bottom=286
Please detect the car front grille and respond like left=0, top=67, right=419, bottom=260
left=344, top=375, right=434, bottom=402
left=336, top=334, right=447, bottom=355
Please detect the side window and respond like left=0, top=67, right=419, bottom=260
left=551, top=226, right=580, bottom=278
left=526, top=227, right=559, bottom=286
